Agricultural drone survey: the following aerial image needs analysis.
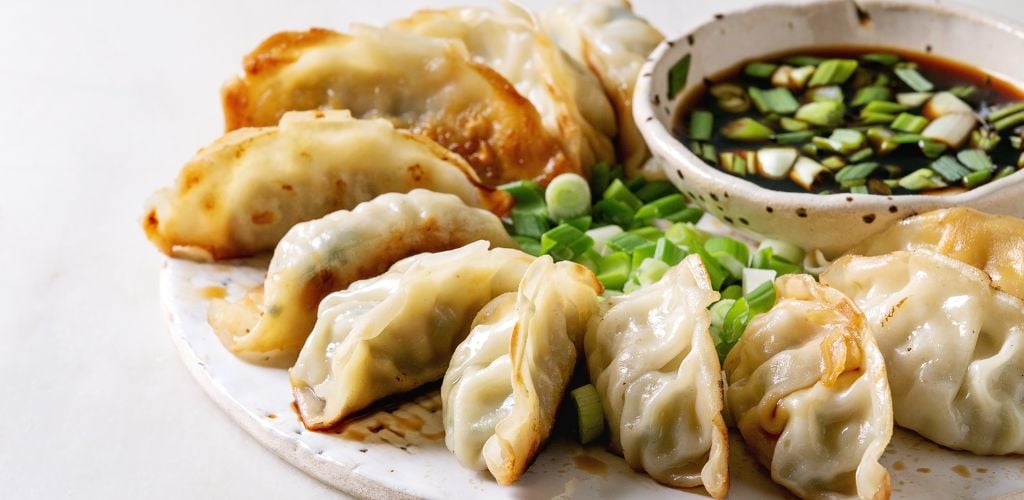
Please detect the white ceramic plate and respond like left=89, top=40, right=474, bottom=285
left=161, top=254, right=1024, bottom=499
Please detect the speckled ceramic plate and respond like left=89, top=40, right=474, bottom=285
left=161, top=238, right=1024, bottom=499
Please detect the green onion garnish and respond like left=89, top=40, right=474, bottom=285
left=898, top=168, right=947, bottom=190
left=895, top=66, right=935, bottom=92
left=994, top=166, right=1017, bottom=181
left=956, top=149, right=995, bottom=172
left=773, top=130, right=815, bottom=144
left=750, top=87, right=799, bottom=114
left=795, top=100, right=845, bottom=128
left=891, top=113, right=929, bottom=133
left=920, top=139, right=947, bottom=159
left=988, top=102, right=1024, bottom=123
left=570, top=384, right=605, bottom=445
left=757, top=238, right=805, bottom=266
left=689, top=110, right=714, bottom=141
left=596, top=251, right=631, bottom=290
left=807, top=59, right=859, bottom=87
left=545, top=173, right=592, bottom=221
left=835, top=162, right=879, bottom=182
left=784, top=55, right=824, bottom=67
left=511, top=210, right=550, bottom=239
left=745, top=62, right=778, bottom=79
left=721, top=117, right=775, bottom=141
left=861, top=53, right=901, bottom=66
left=863, top=100, right=908, bottom=115
left=851, top=86, right=892, bottom=107
left=896, top=92, right=933, bottom=108
left=930, top=155, right=971, bottom=182
left=993, top=111, right=1024, bottom=131
left=512, top=236, right=541, bottom=256
left=963, top=169, right=992, bottom=189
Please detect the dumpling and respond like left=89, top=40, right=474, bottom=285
left=541, top=0, right=664, bottom=174
left=209, top=190, right=518, bottom=363
left=822, top=250, right=1024, bottom=455
left=290, top=242, right=534, bottom=430
left=390, top=5, right=617, bottom=175
left=142, top=110, right=510, bottom=260
left=724, top=274, right=892, bottom=500
left=846, top=207, right=1024, bottom=301
left=584, top=254, right=728, bottom=497
left=221, top=26, right=574, bottom=185
left=442, top=256, right=601, bottom=484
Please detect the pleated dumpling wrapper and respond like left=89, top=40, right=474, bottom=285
left=390, top=4, right=617, bottom=176
left=846, top=207, right=1024, bottom=301
left=442, top=256, right=602, bottom=484
left=585, top=254, right=728, bottom=498
left=290, top=242, right=534, bottom=430
left=822, top=250, right=1024, bottom=455
left=142, top=110, right=509, bottom=261
left=541, top=0, right=664, bottom=174
left=724, top=274, right=893, bottom=500
left=208, top=190, right=518, bottom=364
left=221, top=26, right=573, bottom=186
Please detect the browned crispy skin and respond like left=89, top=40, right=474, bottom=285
left=221, top=28, right=574, bottom=186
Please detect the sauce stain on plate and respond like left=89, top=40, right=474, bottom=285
left=573, top=454, right=608, bottom=477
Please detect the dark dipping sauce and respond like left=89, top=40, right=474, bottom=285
left=674, top=46, right=1024, bottom=195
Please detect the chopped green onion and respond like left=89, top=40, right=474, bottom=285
left=831, top=161, right=880, bottom=181
left=689, top=110, right=714, bottom=141
left=957, top=149, right=995, bottom=172
left=923, top=92, right=973, bottom=119
left=500, top=180, right=546, bottom=215
left=829, top=128, right=866, bottom=154
left=867, top=128, right=898, bottom=155
left=634, top=181, right=678, bottom=202
left=994, top=166, right=1017, bottom=181
left=921, top=113, right=976, bottom=148
left=861, top=53, right=901, bottom=66
left=795, top=100, right=845, bottom=128
left=624, top=176, right=646, bottom=191
left=931, top=155, right=971, bottom=182
left=721, top=285, right=743, bottom=300
left=756, top=147, right=799, bottom=179
left=586, top=225, right=623, bottom=255
left=706, top=236, right=750, bottom=280
left=898, top=168, right=947, bottom=191
left=863, top=101, right=908, bottom=115
left=662, top=207, right=704, bottom=224
left=593, top=199, right=634, bottom=227
left=772, top=65, right=816, bottom=90
left=773, top=130, right=815, bottom=144
left=848, top=147, right=874, bottom=163
left=1012, top=135, right=1023, bottom=150
left=709, top=299, right=736, bottom=331
left=745, top=62, right=778, bottom=79
left=632, top=194, right=687, bottom=227
left=654, top=237, right=686, bottom=266
left=850, top=185, right=869, bottom=194
left=603, top=179, right=642, bottom=210
left=963, top=169, right=992, bottom=189
left=635, top=258, right=671, bottom=286
left=920, top=139, right=947, bottom=159
left=988, top=102, right=1024, bottom=123
left=896, top=92, right=933, bottom=108
left=596, top=251, right=631, bottom=290
left=821, top=155, right=847, bottom=170
left=757, top=238, right=805, bottom=269
left=891, top=113, right=929, bottom=133
left=512, top=236, right=541, bottom=256
left=860, top=112, right=896, bottom=125
left=540, top=223, right=593, bottom=260
left=629, top=226, right=663, bottom=241
left=750, top=246, right=803, bottom=275
left=709, top=83, right=751, bottom=113
left=721, top=117, right=775, bottom=141
left=700, top=143, right=719, bottom=165
left=742, top=268, right=778, bottom=296
left=790, top=156, right=828, bottom=190
left=808, top=59, right=859, bottom=87
left=895, top=66, right=935, bottom=92
left=576, top=249, right=601, bottom=273
left=949, top=85, right=977, bottom=100
left=668, top=54, right=691, bottom=99
left=563, top=215, right=592, bottom=231
left=570, top=384, right=605, bottom=445
left=546, top=173, right=592, bottom=221
left=970, top=129, right=1002, bottom=152
left=605, top=232, right=651, bottom=253
left=587, top=162, right=614, bottom=202
left=851, top=86, right=892, bottom=107
left=806, top=85, right=845, bottom=103
left=749, top=87, right=799, bottom=114
left=511, top=210, right=551, bottom=239
left=892, top=133, right=924, bottom=144
left=630, top=242, right=657, bottom=271
left=994, top=111, right=1024, bottom=132
left=780, top=117, right=809, bottom=132
left=868, top=178, right=893, bottom=195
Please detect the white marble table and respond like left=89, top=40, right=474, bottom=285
left=2, top=0, right=1020, bottom=498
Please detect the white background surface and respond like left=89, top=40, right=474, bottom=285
left=1, top=0, right=1021, bottom=498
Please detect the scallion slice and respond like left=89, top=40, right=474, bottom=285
left=930, top=155, right=971, bottom=182
left=745, top=62, right=778, bottom=79
left=921, top=113, right=976, bottom=148
left=891, top=113, right=929, bottom=133
left=896, top=92, right=933, bottom=108
left=895, top=66, right=935, bottom=92
left=570, top=384, right=605, bottom=444
left=807, top=59, right=859, bottom=87
left=722, top=117, right=775, bottom=141
left=920, top=139, right=947, bottom=159
left=795, top=100, right=845, bottom=128
left=756, top=238, right=806, bottom=266
left=545, top=173, right=592, bottom=221
left=956, top=149, right=995, bottom=172
left=689, top=110, right=714, bottom=141
left=851, top=86, right=892, bottom=107
left=835, top=162, right=879, bottom=182
left=861, top=53, right=901, bottom=66
left=988, top=102, right=1024, bottom=123
left=790, top=156, right=828, bottom=190
left=994, top=111, right=1024, bottom=132
left=963, top=169, right=992, bottom=189
left=898, top=168, right=947, bottom=190
left=596, top=251, right=631, bottom=290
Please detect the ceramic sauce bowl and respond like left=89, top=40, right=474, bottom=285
left=634, top=0, right=1024, bottom=256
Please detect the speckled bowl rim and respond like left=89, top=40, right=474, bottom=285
left=634, top=0, right=1024, bottom=213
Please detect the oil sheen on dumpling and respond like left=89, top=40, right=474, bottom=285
left=585, top=254, right=728, bottom=498
left=142, top=110, right=510, bottom=260
left=822, top=250, right=1024, bottom=455
left=541, top=0, right=664, bottom=174
left=290, top=242, right=534, bottom=430
left=442, top=257, right=601, bottom=484
left=221, top=26, right=574, bottom=186
left=208, top=190, right=518, bottom=363
left=390, top=5, right=618, bottom=176
left=846, top=207, right=1024, bottom=301
left=724, top=274, right=893, bottom=500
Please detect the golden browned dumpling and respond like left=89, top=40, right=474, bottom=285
left=221, top=26, right=575, bottom=185
left=142, top=110, right=510, bottom=261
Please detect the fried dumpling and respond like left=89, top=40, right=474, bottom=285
left=541, top=0, right=664, bottom=174
left=724, top=275, right=893, bottom=500
left=142, top=110, right=509, bottom=260
left=822, top=250, right=1024, bottom=455
left=846, top=207, right=1024, bottom=301
left=584, top=254, right=728, bottom=497
left=290, top=242, right=534, bottom=430
left=209, top=190, right=518, bottom=363
left=442, top=257, right=601, bottom=484
left=221, top=26, right=573, bottom=185
left=390, top=5, right=617, bottom=175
